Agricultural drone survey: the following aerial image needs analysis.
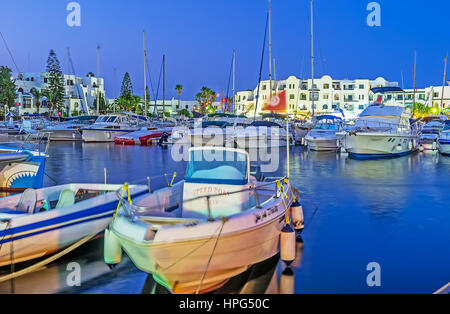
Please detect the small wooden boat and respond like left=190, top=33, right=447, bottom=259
left=105, top=147, right=294, bottom=294
left=0, top=183, right=147, bottom=266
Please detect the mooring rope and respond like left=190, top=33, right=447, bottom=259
left=0, top=226, right=105, bottom=283
left=195, top=217, right=228, bottom=294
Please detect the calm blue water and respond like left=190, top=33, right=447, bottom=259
left=29, top=143, right=450, bottom=293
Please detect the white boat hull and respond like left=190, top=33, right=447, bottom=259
left=306, top=137, right=338, bottom=151
left=234, top=136, right=288, bottom=149
left=342, top=133, right=417, bottom=158
left=109, top=181, right=293, bottom=294
left=82, top=129, right=136, bottom=142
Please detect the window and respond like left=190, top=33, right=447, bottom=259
left=397, top=95, right=403, bottom=100
left=289, top=94, right=295, bottom=100
left=323, top=84, right=329, bottom=89
left=323, top=94, right=329, bottom=100
left=434, top=92, right=439, bottom=98
left=262, top=85, right=266, bottom=90
left=359, top=84, right=365, bottom=89
left=44, top=78, right=48, bottom=83
left=359, top=105, right=364, bottom=109
left=300, top=93, right=307, bottom=100
left=323, top=104, right=328, bottom=110
left=419, top=94, right=425, bottom=100
left=334, top=94, right=340, bottom=101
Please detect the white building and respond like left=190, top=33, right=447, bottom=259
left=235, top=75, right=399, bottom=119
left=13, top=72, right=106, bottom=116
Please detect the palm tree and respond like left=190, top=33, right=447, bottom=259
left=31, top=89, right=42, bottom=114
left=175, top=84, right=183, bottom=109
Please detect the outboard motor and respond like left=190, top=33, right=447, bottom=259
left=158, top=132, right=169, bottom=145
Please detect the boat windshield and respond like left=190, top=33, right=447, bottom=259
left=186, top=149, right=248, bottom=185
left=313, top=122, right=339, bottom=130
left=96, top=116, right=109, bottom=123
left=107, top=116, right=118, bottom=123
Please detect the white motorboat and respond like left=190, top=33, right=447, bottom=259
left=338, top=102, right=418, bottom=159
left=0, top=183, right=147, bottom=266
left=104, top=146, right=294, bottom=294
left=418, top=120, right=444, bottom=151
left=438, top=121, right=450, bottom=155
left=81, top=113, right=149, bottom=143
left=233, top=120, right=290, bottom=149
left=42, top=116, right=97, bottom=141
left=305, top=115, right=343, bottom=151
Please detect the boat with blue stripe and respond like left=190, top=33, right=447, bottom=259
left=0, top=183, right=147, bottom=266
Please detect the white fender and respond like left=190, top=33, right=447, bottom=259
left=280, top=225, right=296, bottom=265
left=104, top=228, right=122, bottom=265
left=290, top=200, right=304, bottom=232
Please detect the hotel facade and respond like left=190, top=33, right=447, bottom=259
left=234, top=75, right=450, bottom=118
left=13, top=72, right=106, bottom=116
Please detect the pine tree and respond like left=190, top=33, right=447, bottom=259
left=42, top=50, right=65, bottom=116
left=120, top=72, right=133, bottom=100
left=0, top=66, right=17, bottom=112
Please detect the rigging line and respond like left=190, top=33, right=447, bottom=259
left=225, top=51, right=234, bottom=104
left=313, top=12, right=328, bottom=77
left=152, top=59, right=164, bottom=118
left=0, top=31, right=20, bottom=73
left=253, top=12, right=270, bottom=120
left=145, top=50, right=157, bottom=102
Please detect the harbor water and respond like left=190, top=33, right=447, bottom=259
left=1, top=142, right=449, bottom=294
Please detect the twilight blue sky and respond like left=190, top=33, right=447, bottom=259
left=0, top=0, right=449, bottom=100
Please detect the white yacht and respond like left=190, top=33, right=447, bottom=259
left=81, top=113, right=148, bottom=143
left=338, top=104, right=418, bottom=159
left=418, top=120, right=445, bottom=151
left=305, top=115, right=343, bottom=151
left=438, top=121, right=450, bottom=155
left=42, top=116, right=97, bottom=141
left=233, top=120, right=290, bottom=149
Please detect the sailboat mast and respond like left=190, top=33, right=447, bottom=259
left=113, top=67, right=117, bottom=113
left=97, top=45, right=101, bottom=115
left=163, top=54, right=165, bottom=120
left=310, top=0, right=315, bottom=117
left=143, top=30, right=147, bottom=118
left=441, top=54, right=448, bottom=111
left=268, top=0, right=272, bottom=100
left=412, top=49, right=417, bottom=117
left=232, top=49, right=236, bottom=113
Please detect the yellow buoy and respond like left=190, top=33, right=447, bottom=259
left=104, top=228, right=122, bottom=267
left=280, top=224, right=296, bottom=265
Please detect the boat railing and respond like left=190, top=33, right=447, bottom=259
left=115, top=175, right=290, bottom=221
left=347, top=119, right=414, bottom=135
left=0, top=131, right=51, bottom=155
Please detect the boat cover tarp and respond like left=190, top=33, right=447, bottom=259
left=360, top=105, right=404, bottom=118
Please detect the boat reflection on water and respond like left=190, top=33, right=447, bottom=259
left=140, top=236, right=305, bottom=295
left=0, top=238, right=111, bottom=294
